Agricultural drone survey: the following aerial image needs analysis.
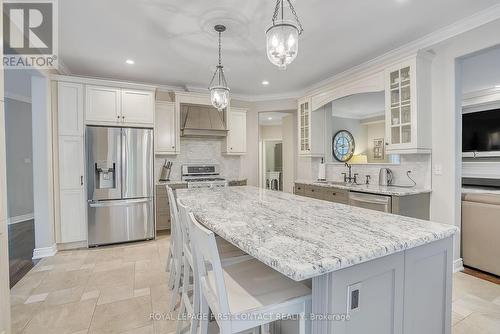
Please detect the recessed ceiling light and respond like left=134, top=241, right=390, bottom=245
left=262, top=80, right=270, bottom=86
left=125, top=59, right=135, bottom=65
left=268, top=117, right=273, bottom=120
left=496, top=85, right=500, bottom=89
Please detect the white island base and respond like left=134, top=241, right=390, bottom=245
left=303, top=237, right=453, bottom=334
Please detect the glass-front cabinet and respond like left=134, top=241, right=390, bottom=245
left=298, top=97, right=311, bottom=154
left=385, top=54, right=432, bottom=154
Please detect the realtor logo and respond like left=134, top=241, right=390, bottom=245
left=3, top=0, right=58, bottom=69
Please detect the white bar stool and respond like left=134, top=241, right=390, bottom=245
left=188, top=212, right=312, bottom=334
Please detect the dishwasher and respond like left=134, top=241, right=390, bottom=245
left=348, top=191, right=392, bottom=213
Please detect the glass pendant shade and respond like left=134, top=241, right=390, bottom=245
left=210, top=86, right=229, bottom=111
left=266, top=22, right=299, bottom=70
left=209, top=25, right=230, bottom=111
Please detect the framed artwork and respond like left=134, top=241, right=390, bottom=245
left=373, top=138, right=384, bottom=160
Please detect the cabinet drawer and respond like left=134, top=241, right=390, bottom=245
left=295, top=183, right=306, bottom=195
left=321, top=188, right=349, bottom=204
left=303, top=185, right=323, bottom=199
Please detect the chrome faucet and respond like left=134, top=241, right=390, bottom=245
left=342, top=163, right=358, bottom=184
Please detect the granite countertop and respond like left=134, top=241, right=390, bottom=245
left=177, top=186, right=457, bottom=281
left=295, top=179, right=431, bottom=196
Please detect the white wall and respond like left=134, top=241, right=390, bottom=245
left=260, top=125, right=282, bottom=140
left=429, top=18, right=500, bottom=263
left=4, top=98, right=34, bottom=219
left=461, top=45, right=500, bottom=93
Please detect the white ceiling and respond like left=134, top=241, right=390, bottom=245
left=331, top=92, right=385, bottom=119
left=60, top=0, right=500, bottom=97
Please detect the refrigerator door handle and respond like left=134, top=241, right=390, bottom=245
left=88, top=198, right=151, bottom=208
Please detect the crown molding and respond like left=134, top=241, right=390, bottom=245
left=57, top=59, right=71, bottom=75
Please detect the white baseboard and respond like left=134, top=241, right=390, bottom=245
left=454, top=258, right=464, bottom=273
left=57, top=240, right=87, bottom=250
left=32, top=244, right=57, bottom=259
left=7, top=213, right=34, bottom=225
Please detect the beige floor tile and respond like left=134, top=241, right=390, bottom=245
left=120, top=324, right=154, bottom=334
left=451, top=311, right=465, bottom=326
left=453, top=272, right=500, bottom=303
left=23, top=299, right=96, bottom=334
left=32, top=269, right=92, bottom=294
left=452, top=312, right=500, bottom=334
left=81, top=290, right=100, bottom=301
left=135, top=259, right=164, bottom=273
left=96, top=284, right=135, bottom=305
left=453, top=294, right=500, bottom=318
left=85, top=248, right=124, bottom=264
left=88, top=295, right=152, bottom=334
left=24, top=293, right=49, bottom=304
left=134, top=287, right=151, bottom=298
left=44, top=286, right=86, bottom=306
left=10, top=302, right=43, bottom=334
left=86, top=265, right=135, bottom=290
left=134, top=269, right=169, bottom=290
left=92, top=259, right=131, bottom=273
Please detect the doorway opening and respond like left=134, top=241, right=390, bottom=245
left=258, top=111, right=295, bottom=193
left=458, top=45, right=500, bottom=282
left=4, top=69, right=38, bottom=287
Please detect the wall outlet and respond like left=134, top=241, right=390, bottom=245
left=347, top=282, right=362, bottom=314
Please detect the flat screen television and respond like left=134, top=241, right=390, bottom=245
left=462, top=108, right=500, bottom=152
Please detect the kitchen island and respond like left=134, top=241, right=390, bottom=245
left=177, top=186, right=458, bottom=334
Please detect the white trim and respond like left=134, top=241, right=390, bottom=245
left=57, top=59, right=72, bottom=75
left=50, top=74, right=160, bottom=91
left=462, top=161, right=500, bottom=179
left=454, top=258, right=464, bottom=273
left=32, top=244, right=57, bottom=259
left=462, top=87, right=500, bottom=113
left=7, top=213, right=34, bottom=225
left=4, top=92, right=31, bottom=104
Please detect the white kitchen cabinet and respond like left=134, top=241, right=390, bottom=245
left=57, top=81, right=87, bottom=244
left=58, top=136, right=86, bottom=243
left=385, top=55, right=432, bottom=154
left=85, top=85, right=154, bottom=126
left=224, top=107, right=247, bottom=155
left=297, top=97, right=324, bottom=157
left=85, top=85, right=121, bottom=124
left=155, top=101, right=178, bottom=154
left=58, top=82, right=84, bottom=136
left=121, top=89, right=155, bottom=124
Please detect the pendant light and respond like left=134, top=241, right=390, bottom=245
left=266, top=0, right=304, bottom=70
left=209, top=25, right=230, bottom=111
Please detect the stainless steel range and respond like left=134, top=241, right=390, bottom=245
left=181, top=164, right=228, bottom=189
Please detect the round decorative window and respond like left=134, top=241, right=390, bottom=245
left=332, top=130, right=355, bottom=162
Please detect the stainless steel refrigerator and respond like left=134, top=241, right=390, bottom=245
left=86, top=126, right=154, bottom=246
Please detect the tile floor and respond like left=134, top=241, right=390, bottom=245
left=9, top=234, right=500, bottom=334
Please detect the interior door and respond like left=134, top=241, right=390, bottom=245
left=122, top=127, right=153, bottom=199
left=121, top=89, right=154, bottom=124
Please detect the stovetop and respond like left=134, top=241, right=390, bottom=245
left=185, top=177, right=226, bottom=183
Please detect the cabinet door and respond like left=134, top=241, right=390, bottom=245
left=121, top=89, right=154, bottom=125
left=298, top=98, right=311, bottom=155
left=58, top=82, right=83, bottom=136
left=85, top=85, right=121, bottom=123
left=155, top=101, right=177, bottom=154
left=60, top=189, right=86, bottom=242
left=58, top=136, right=86, bottom=243
left=226, top=110, right=246, bottom=154
left=59, top=136, right=84, bottom=190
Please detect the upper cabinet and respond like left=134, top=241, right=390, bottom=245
left=155, top=101, right=179, bottom=155
left=385, top=55, right=432, bottom=154
left=85, top=85, right=121, bottom=123
left=58, top=82, right=84, bottom=136
left=121, top=89, right=155, bottom=124
left=85, top=85, right=154, bottom=127
left=298, top=97, right=324, bottom=157
left=223, top=107, right=247, bottom=155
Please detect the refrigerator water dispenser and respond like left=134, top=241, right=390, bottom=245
left=95, top=161, right=116, bottom=189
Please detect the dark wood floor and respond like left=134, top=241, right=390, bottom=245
left=463, top=266, right=500, bottom=285
left=8, top=220, right=38, bottom=288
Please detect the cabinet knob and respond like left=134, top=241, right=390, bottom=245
left=171, top=146, right=175, bottom=149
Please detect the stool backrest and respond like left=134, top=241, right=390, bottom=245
left=176, top=198, right=191, bottom=252
left=188, top=212, right=230, bottom=318
left=166, top=186, right=182, bottom=261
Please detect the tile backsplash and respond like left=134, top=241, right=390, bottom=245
left=312, top=154, right=432, bottom=189
left=154, top=138, right=241, bottom=181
